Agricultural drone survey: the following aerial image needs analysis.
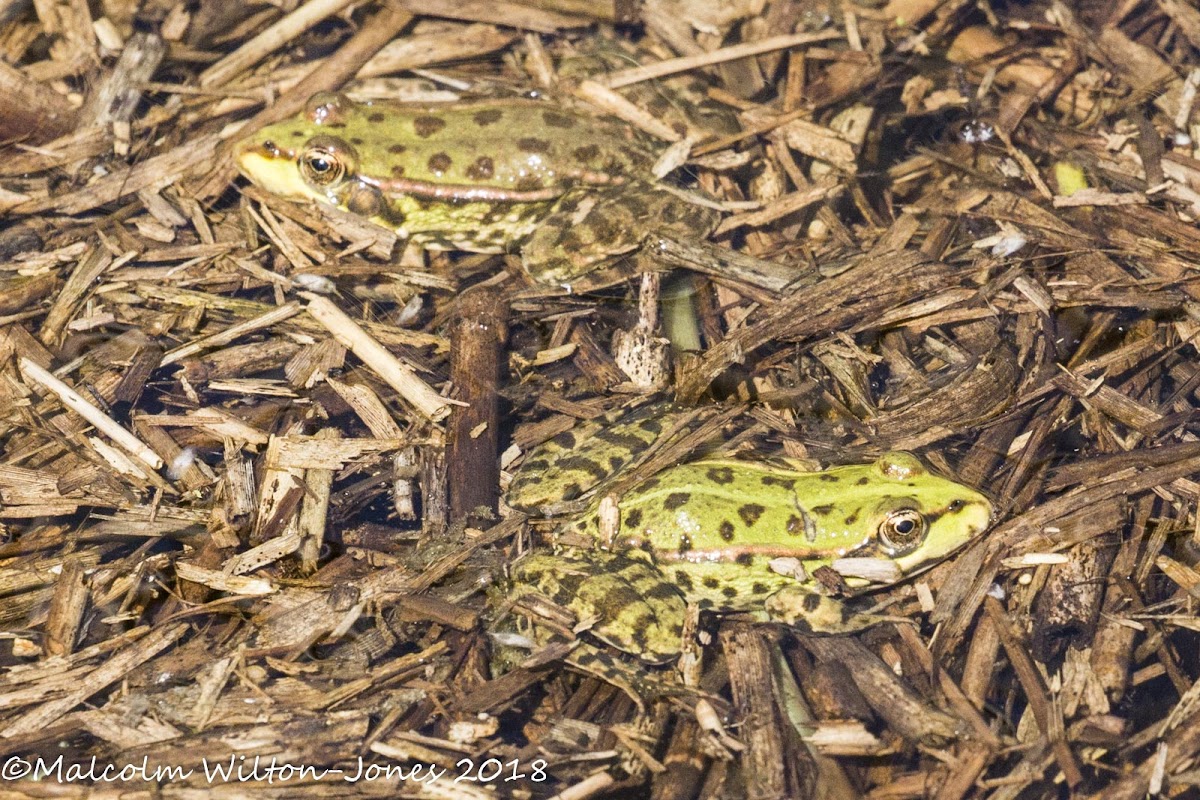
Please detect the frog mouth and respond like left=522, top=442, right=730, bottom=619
left=234, top=138, right=293, bottom=172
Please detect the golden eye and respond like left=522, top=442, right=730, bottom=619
left=878, top=509, right=926, bottom=555
left=300, top=147, right=345, bottom=186
left=297, top=135, right=356, bottom=187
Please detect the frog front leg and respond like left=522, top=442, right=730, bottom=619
left=764, top=585, right=911, bottom=635
left=519, top=183, right=718, bottom=286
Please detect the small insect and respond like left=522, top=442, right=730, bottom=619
left=958, top=119, right=995, bottom=144
left=952, top=66, right=996, bottom=145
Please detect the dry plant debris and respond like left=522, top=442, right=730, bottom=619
left=0, top=0, right=1199, bottom=797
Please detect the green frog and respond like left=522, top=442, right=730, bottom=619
left=234, top=93, right=717, bottom=287
left=501, top=408, right=993, bottom=667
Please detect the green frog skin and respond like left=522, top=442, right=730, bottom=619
left=504, top=410, right=993, bottom=662
left=235, top=93, right=716, bottom=286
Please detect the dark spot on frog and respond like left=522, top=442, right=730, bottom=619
left=674, top=571, right=693, bottom=591
left=844, top=510, right=859, bottom=525
left=427, top=153, right=452, bottom=174
left=638, top=418, right=663, bottom=434
left=350, top=136, right=364, bottom=146
left=586, top=214, right=618, bottom=242
left=520, top=567, right=543, bottom=584
left=738, top=503, right=766, bottom=526
left=624, top=197, right=649, bottom=218
left=412, top=115, right=446, bottom=138
left=718, top=521, right=735, bottom=541
left=551, top=431, right=577, bottom=449
left=659, top=204, right=682, bottom=224
left=722, top=586, right=739, bottom=599
left=596, top=428, right=654, bottom=450
left=625, top=508, right=643, bottom=528
left=671, top=622, right=684, bottom=637
left=522, top=458, right=549, bottom=472
left=608, top=455, right=627, bottom=472
left=803, top=593, right=822, bottom=612
left=562, top=482, right=582, bottom=499
left=368, top=112, right=385, bottom=123
left=291, top=130, right=306, bottom=138
left=752, top=582, right=769, bottom=595
left=856, top=476, right=870, bottom=485
left=946, top=499, right=966, bottom=514
left=677, top=534, right=691, bottom=554
left=811, top=504, right=834, bottom=516
left=388, top=143, right=407, bottom=154
left=706, top=466, right=734, bottom=485
left=557, top=456, right=608, bottom=481
left=473, top=108, right=503, bottom=126
left=611, top=584, right=643, bottom=608
left=516, top=176, right=545, bottom=192
left=786, top=514, right=804, bottom=535
left=701, top=577, right=720, bottom=589
left=820, top=474, right=840, bottom=483
left=664, top=492, right=690, bottom=510
left=640, top=476, right=661, bottom=490
left=391, top=164, right=406, bottom=178
left=735, top=553, right=754, bottom=566
left=646, top=582, right=682, bottom=602
left=631, top=626, right=648, bottom=649
left=762, top=475, right=796, bottom=489
left=698, top=598, right=714, bottom=609
left=466, top=156, right=495, bottom=181
left=573, top=144, right=601, bottom=162
left=518, top=137, right=551, bottom=153
left=543, top=110, right=576, bottom=128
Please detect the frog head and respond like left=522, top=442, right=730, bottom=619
left=235, top=93, right=386, bottom=220
left=831, top=452, right=992, bottom=577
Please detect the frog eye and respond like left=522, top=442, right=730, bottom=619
left=877, top=509, right=927, bottom=555
left=298, top=136, right=356, bottom=188
left=300, top=147, right=345, bottom=186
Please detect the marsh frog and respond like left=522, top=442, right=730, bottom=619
left=235, top=93, right=716, bottom=287
left=502, top=408, right=992, bottom=665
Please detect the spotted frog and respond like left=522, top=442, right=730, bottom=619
left=502, top=408, right=993, bottom=665
left=234, top=93, right=717, bottom=286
